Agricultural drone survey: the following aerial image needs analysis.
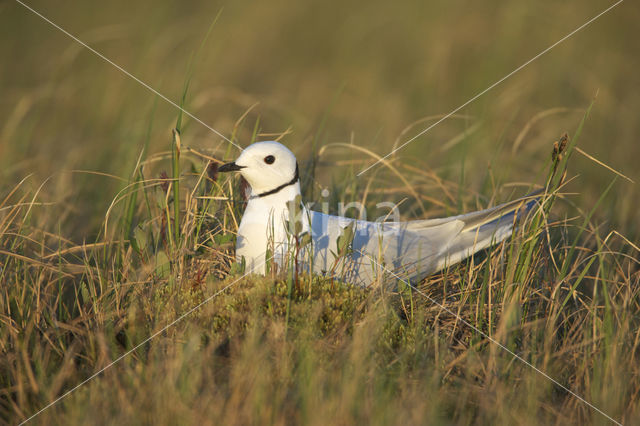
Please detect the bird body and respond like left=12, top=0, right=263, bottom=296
left=235, top=180, right=308, bottom=273
left=219, top=141, right=539, bottom=286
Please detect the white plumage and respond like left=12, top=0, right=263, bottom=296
left=219, top=141, right=540, bottom=286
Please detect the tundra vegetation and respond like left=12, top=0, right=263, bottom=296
left=1, top=1, right=638, bottom=424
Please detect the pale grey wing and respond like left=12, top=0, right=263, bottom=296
left=308, top=191, right=541, bottom=286
left=446, top=189, right=542, bottom=233
left=307, top=211, right=376, bottom=285
left=400, top=189, right=543, bottom=232
left=400, top=191, right=542, bottom=278
left=393, top=190, right=542, bottom=280
left=308, top=211, right=463, bottom=286
left=373, top=219, right=466, bottom=283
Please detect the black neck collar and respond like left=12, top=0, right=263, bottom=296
left=253, top=163, right=299, bottom=199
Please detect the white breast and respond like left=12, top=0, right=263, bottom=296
left=235, top=183, right=305, bottom=274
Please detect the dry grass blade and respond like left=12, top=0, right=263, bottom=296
left=574, top=147, right=634, bottom=184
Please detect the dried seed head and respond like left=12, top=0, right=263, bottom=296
left=552, top=133, right=569, bottom=162
left=559, top=133, right=568, bottom=151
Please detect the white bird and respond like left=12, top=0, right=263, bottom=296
left=218, top=141, right=540, bottom=286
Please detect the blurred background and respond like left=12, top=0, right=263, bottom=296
left=1, top=0, right=638, bottom=239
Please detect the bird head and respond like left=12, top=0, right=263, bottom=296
left=218, top=141, right=299, bottom=196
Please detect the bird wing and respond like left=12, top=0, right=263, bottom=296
left=400, top=189, right=543, bottom=232
left=308, top=190, right=541, bottom=286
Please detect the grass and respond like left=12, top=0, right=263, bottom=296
left=1, top=106, right=639, bottom=424
left=1, top=0, right=639, bottom=424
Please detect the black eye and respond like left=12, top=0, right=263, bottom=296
left=264, top=155, right=275, bottom=164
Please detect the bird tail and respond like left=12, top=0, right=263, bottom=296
left=434, top=189, right=543, bottom=272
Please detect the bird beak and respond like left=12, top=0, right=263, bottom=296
left=218, top=162, right=245, bottom=173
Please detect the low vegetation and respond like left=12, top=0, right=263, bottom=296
left=2, top=1, right=638, bottom=424
left=1, top=102, right=638, bottom=425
